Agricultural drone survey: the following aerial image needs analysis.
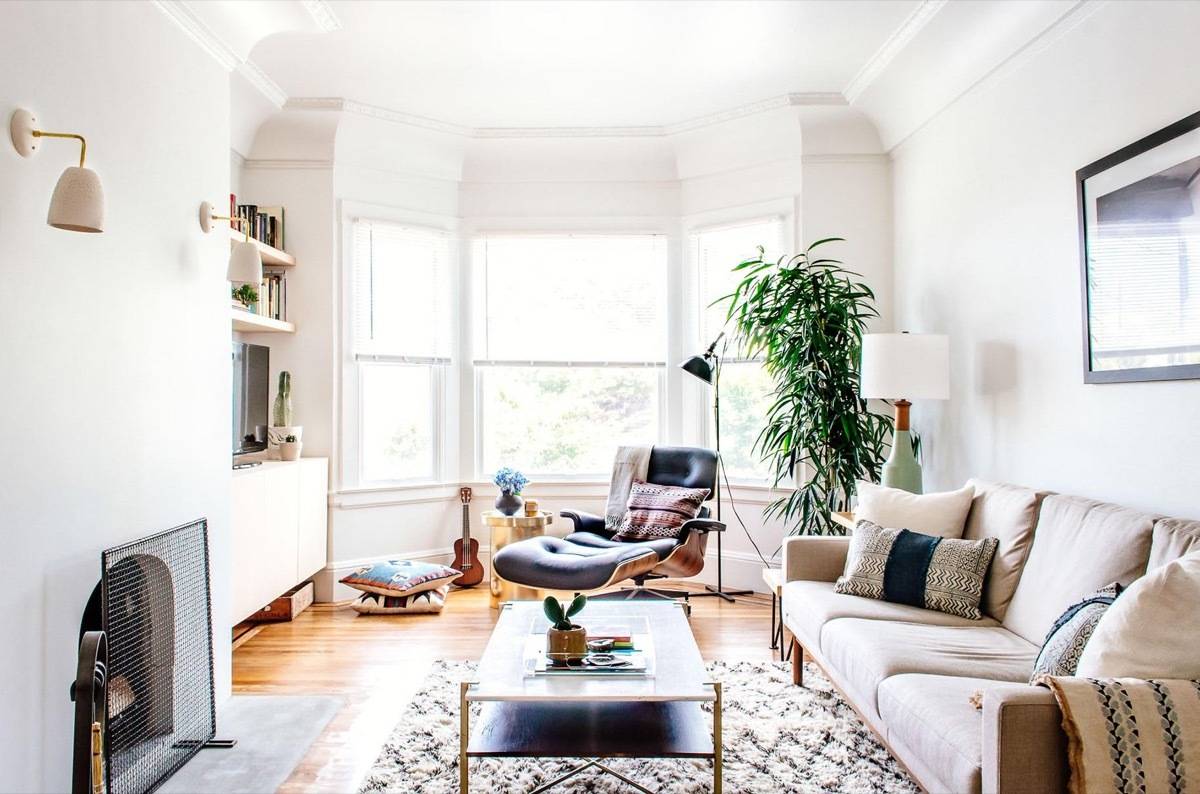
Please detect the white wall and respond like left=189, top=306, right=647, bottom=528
left=891, top=0, right=1200, bottom=517
left=0, top=3, right=232, bottom=791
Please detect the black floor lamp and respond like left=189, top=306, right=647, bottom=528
left=680, top=332, right=754, bottom=603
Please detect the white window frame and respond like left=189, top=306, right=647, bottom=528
left=468, top=228, right=672, bottom=481
left=337, top=200, right=460, bottom=491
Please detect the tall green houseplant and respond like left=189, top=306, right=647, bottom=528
left=723, top=238, right=890, bottom=535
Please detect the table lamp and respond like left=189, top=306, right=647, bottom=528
left=859, top=332, right=949, bottom=493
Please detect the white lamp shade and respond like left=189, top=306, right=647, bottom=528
left=47, top=166, right=104, bottom=233
left=860, top=333, right=949, bottom=400
left=227, top=240, right=263, bottom=284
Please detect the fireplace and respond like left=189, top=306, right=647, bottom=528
left=75, top=519, right=217, bottom=794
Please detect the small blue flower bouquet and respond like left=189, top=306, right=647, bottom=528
left=492, top=467, right=529, bottom=495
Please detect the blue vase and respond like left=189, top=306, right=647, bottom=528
left=495, top=491, right=523, bottom=516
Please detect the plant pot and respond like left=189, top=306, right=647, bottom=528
left=268, top=426, right=303, bottom=460
left=546, top=625, right=587, bottom=666
left=279, top=441, right=302, bottom=462
left=495, top=491, right=523, bottom=516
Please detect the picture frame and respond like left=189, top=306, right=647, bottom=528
left=1077, top=110, right=1200, bottom=383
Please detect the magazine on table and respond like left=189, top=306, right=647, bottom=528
left=522, top=616, right=655, bottom=677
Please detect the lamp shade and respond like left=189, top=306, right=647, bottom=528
left=860, top=333, right=949, bottom=400
left=227, top=240, right=263, bottom=285
left=47, top=166, right=104, bottom=233
left=680, top=354, right=715, bottom=385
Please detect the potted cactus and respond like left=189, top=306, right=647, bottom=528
left=279, top=434, right=302, bottom=462
left=267, top=371, right=302, bottom=459
left=544, top=594, right=588, bottom=666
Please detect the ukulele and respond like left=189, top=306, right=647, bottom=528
left=451, top=487, right=484, bottom=587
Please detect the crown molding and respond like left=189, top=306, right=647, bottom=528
left=301, top=0, right=342, bottom=32
left=801, top=153, right=890, bottom=164
left=152, top=0, right=239, bottom=70
left=843, top=0, right=948, bottom=104
left=286, top=91, right=848, bottom=140
left=230, top=148, right=247, bottom=169
left=237, top=60, right=288, bottom=108
left=242, top=158, right=334, bottom=170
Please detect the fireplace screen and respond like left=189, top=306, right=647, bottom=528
left=101, top=519, right=215, bottom=794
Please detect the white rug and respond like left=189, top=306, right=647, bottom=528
left=360, top=660, right=918, bottom=793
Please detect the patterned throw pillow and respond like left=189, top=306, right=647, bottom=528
left=351, top=585, right=449, bottom=615
left=835, top=519, right=998, bottom=619
left=612, top=480, right=710, bottom=542
left=340, top=559, right=462, bottom=597
left=1029, top=583, right=1122, bottom=683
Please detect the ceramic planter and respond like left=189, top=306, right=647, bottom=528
left=546, top=625, right=587, bottom=666
left=267, top=426, right=303, bottom=460
left=279, top=441, right=302, bottom=461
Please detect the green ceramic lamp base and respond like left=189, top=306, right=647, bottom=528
left=882, top=428, right=923, bottom=494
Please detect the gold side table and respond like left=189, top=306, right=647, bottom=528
left=482, top=509, right=553, bottom=609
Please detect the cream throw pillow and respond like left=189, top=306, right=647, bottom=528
left=855, top=481, right=975, bottom=539
left=1075, top=551, right=1200, bottom=679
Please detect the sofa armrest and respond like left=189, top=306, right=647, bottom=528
left=982, top=685, right=1068, bottom=794
left=782, top=536, right=851, bottom=583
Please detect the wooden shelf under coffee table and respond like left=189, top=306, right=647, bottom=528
left=460, top=601, right=721, bottom=793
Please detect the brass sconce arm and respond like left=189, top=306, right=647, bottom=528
left=31, top=130, right=87, bottom=167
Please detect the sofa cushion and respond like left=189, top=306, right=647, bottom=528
left=820, top=618, right=1038, bottom=716
left=1076, top=551, right=1200, bottom=679
left=878, top=674, right=1001, bottom=794
left=1001, top=494, right=1156, bottom=644
left=962, top=479, right=1048, bottom=621
left=782, top=580, right=1000, bottom=648
left=1029, top=583, right=1122, bottom=682
left=856, top=480, right=975, bottom=538
left=1147, top=517, right=1200, bottom=570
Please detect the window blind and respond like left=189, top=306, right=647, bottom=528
left=472, top=234, right=667, bottom=365
left=692, top=217, right=784, bottom=353
left=353, top=219, right=453, bottom=363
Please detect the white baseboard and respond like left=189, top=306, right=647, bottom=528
left=315, top=545, right=776, bottom=603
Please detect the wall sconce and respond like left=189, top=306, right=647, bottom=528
left=198, top=201, right=263, bottom=285
left=9, top=109, right=105, bottom=233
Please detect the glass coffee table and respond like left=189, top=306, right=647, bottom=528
left=460, top=601, right=721, bottom=793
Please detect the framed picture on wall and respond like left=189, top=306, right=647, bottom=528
left=1078, top=110, right=1200, bottom=383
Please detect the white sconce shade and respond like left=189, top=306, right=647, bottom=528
left=227, top=240, right=263, bottom=285
left=47, top=166, right=105, bottom=233
left=860, top=333, right=949, bottom=400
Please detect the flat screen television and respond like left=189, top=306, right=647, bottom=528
left=232, top=342, right=269, bottom=456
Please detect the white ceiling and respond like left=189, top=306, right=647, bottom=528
left=247, top=0, right=921, bottom=129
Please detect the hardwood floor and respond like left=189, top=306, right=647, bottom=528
left=232, top=582, right=776, bottom=793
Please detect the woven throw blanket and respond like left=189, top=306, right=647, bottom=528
left=1044, top=676, right=1200, bottom=794
left=605, top=445, right=651, bottom=530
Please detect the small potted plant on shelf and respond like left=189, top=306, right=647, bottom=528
left=492, top=467, right=529, bottom=516
left=279, top=434, right=302, bottom=461
left=267, top=371, right=302, bottom=459
left=544, top=595, right=587, bottom=666
left=232, top=283, right=259, bottom=313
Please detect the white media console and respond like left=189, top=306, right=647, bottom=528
left=231, top=458, right=329, bottom=624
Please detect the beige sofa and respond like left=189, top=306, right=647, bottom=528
left=781, top=479, right=1200, bottom=794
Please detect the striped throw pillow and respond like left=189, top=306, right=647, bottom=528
left=612, top=480, right=710, bottom=542
left=834, top=519, right=998, bottom=619
left=1030, top=584, right=1122, bottom=683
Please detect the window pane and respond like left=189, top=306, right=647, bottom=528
left=361, top=364, right=435, bottom=481
left=474, top=235, right=665, bottom=362
left=480, top=367, right=660, bottom=476
left=712, top=361, right=774, bottom=481
left=694, top=219, right=783, bottom=347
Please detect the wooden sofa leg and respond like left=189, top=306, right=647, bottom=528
left=791, top=638, right=803, bottom=686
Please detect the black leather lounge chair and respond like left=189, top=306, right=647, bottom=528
left=491, top=446, right=725, bottom=603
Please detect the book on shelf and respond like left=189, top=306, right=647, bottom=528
left=232, top=200, right=286, bottom=251
left=253, top=270, right=288, bottom=322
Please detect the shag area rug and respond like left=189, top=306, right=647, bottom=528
left=360, top=660, right=918, bottom=793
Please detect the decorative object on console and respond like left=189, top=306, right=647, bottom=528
left=198, top=201, right=263, bottom=284
left=1075, top=551, right=1200, bottom=679
left=543, top=594, right=588, bottom=666
left=612, top=480, right=709, bottom=542
left=491, top=466, right=528, bottom=516
left=678, top=340, right=752, bottom=601
left=722, top=239, right=891, bottom=534
left=855, top=480, right=974, bottom=538
left=9, top=108, right=105, bottom=233
left=279, top=434, right=302, bottom=462
left=1043, top=675, right=1200, bottom=794
left=451, top=487, right=484, bottom=588
left=340, top=559, right=463, bottom=598
left=1029, top=583, right=1122, bottom=682
left=1078, top=109, right=1200, bottom=384
left=835, top=520, right=997, bottom=619
left=859, top=332, right=949, bottom=494
left=351, top=585, right=449, bottom=615
left=523, top=498, right=539, bottom=517
left=268, top=371, right=303, bottom=459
